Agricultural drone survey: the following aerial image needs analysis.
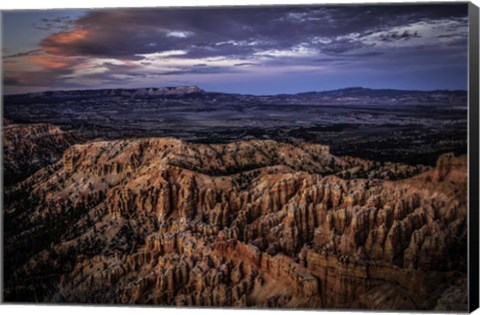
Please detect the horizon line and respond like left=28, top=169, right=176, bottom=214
left=3, top=85, right=469, bottom=97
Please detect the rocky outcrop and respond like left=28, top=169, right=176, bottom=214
left=135, top=86, right=205, bottom=96
left=2, top=123, right=77, bottom=185
left=3, top=138, right=467, bottom=310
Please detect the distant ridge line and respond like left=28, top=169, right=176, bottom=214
left=6, top=86, right=468, bottom=98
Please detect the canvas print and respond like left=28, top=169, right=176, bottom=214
left=1, top=2, right=475, bottom=311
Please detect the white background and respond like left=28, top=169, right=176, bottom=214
left=0, top=0, right=479, bottom=315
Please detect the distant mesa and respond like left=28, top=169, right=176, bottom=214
left=21, top=85, right=205, bottom=99
left=134, top=86, right=205, bottom=96
left=7, top=85, right=467, bottom=106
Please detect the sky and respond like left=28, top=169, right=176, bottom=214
left=1, top=3, right=469, bottom=95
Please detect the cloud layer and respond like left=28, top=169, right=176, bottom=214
left=3, top=4, right=469, bottom=94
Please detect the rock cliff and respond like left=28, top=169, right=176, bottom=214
left=3, top=137, right=467, bottom=310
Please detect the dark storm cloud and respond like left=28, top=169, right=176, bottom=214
left=3, top=3, right=469, bottom=93
left=319, top=40, right=366, bottom=55
left=234, top=63, right=257, bottom=67
left=33, top=16, right=75, bottom=31
left=38, top=4, right=468, bottom=60
left=340, top=52, right=385, bottom=58
left=379, top=30, right=420, bottom=42
left=3, top=49, right=41, bottom=59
